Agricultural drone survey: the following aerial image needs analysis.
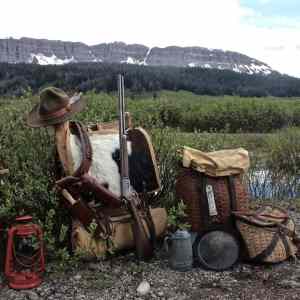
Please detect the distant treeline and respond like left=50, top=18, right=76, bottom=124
left=1, top=62, right=300, bottom=97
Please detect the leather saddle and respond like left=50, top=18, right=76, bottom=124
left=54, top=120, right=166, bottom=257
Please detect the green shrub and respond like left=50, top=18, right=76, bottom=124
left=0, top=98, right=69, bottom=255
left=265, top=127, right=300, bottom=176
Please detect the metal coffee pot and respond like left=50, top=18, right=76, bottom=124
left=164, top=230, right=193, bottom=271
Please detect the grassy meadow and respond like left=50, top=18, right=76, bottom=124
left=1, top=90, right=300, bottom=254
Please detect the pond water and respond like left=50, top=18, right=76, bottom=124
left=247, top=169, right=300, bottom=200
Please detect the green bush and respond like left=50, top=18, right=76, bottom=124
left=265, top=127, right=300, bottom=176
left=0, top=98, right=68, bottom=255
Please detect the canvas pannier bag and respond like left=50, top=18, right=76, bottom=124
left=233, top=206, right=298, bottom=263
left=176, top=147, right=250, bottom=232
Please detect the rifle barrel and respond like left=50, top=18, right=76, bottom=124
left=118, top=74, right=130, bottom=198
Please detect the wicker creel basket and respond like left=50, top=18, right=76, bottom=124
left=234, top=206, right=298, bottom=263
left=175, top=167, right=249, bottom=232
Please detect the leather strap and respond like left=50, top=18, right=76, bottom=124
left=279, top=231, right=291, bottom=258
left=252, top=228, right=293, bottom=262
left=252, top=231, right=280, bottom=262
left=198, top=174, right=209, bottom=228
left=241, top=217, right=295, bottom=262
left=227, top=175, right=237, bottom=211
left=40, top=104, right=71, bottom=121
left=69, top=121, right=93, bottom=177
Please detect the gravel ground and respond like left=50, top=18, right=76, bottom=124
left=1, top=200, right=300, bottom=300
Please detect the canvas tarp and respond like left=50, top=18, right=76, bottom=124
left=182, top=146, right=250, bottom=177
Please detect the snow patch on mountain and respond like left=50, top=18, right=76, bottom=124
left=249, top=63, right=272, bottom=75
left=93, top=57, right=103, bottom=62
left=121, top=56, right=139, bottom=64
left=233, top=64, right=241, bottom=73
left=29, top=53, right=76, bottom=65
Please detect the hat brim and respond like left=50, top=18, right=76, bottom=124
left=26, top=94, right=86, bottom=128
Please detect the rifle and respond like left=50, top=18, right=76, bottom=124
left=117, top=74, right=153, bottom=260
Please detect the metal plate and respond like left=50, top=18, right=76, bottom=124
left=193, top=230, right=239, bottom=271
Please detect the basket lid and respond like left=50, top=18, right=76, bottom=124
left=193, top=230, right=239, bottom=271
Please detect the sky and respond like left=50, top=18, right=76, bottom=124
left=1, top=0, right=300, bottom=77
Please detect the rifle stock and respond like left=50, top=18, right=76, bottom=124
left=126, top=196, right=153, bottom=260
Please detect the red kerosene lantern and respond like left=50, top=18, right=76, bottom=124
left=5, top=216, right=45, bottom=289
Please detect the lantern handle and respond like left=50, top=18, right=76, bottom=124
left=15, top=216, right=32, bottom=223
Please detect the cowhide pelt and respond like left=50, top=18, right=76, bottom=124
left=69, top=133, right=133, bottom=197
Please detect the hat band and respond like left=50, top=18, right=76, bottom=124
left=40, top=104, right=72, bottom=121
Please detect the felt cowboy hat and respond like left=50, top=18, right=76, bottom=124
left=27, top=87, right=86, bottom=127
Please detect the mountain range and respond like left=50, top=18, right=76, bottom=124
left=0, top=37, right=274, bottom=76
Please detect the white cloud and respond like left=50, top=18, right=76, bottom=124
left=264, top=45, right=285, bottom=51
left=0, top=0, right=299, bottom=77
left=259, top=0, right=272, bottom=5
left=231, top=24, right=300, bottom=77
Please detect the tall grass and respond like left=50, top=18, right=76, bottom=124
left=72, top=90, right=300, bottom=133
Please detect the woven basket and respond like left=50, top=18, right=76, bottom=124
left=175, top=167, right=249, bottom=232
left=234, top=206, right=298, bottom=263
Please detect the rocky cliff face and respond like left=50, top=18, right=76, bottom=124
left=0, top=37, right=273, bottom=75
